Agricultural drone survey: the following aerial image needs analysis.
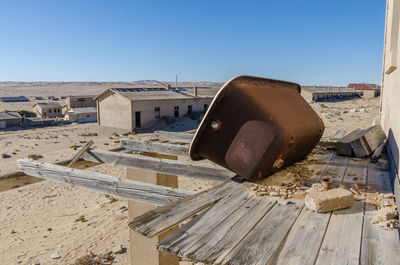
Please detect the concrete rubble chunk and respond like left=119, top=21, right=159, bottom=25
left=305, top=188, right=355, bottom=213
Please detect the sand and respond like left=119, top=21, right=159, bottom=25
left=0, top=91, right=381, bottom=264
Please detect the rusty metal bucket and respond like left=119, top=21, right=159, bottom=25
left=189, top=75, right=324, bottom=181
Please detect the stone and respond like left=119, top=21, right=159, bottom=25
left=50, top=252, right=61, bottom=259
left=112, top=244, right=123, bottom=254
left=305, top=188, right=355, bottom=213
left=378, top=159, right=389, bottom=171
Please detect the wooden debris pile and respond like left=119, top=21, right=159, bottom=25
left=250, top=183, right=309, bottom=199
left=337, top=125, right=386, bottom=157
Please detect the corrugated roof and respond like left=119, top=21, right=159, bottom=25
left=67, top=107, right=97, bottom=114
left=0, top=111, right=22, bottom=120
left=96, top=87, right=218, bottom=101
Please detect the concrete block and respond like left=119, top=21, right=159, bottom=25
left=305, top=188, right=355, bottom=213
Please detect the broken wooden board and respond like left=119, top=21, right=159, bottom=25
left=18, top=159, right=194, bottom=206
left=337, top=125, right=386, bottom=157
left=120, top=138, right=189, bottom=157
left=129, top=182, right=240, bottom=237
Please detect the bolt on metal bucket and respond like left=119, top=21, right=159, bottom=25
left=189, top=75, right=324, bottom=181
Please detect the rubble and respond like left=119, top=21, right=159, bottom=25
left=250, top=183, right=308, bottom=199
left=371, top=206, right=399, bottom=230
left=305, top=188, right=354, bottom=213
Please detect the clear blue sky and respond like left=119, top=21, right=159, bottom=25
left=0, top=0, right=386, bottom=85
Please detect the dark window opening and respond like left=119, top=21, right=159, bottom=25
left=155, top=107, right=160, bottom=119
left=174, top=106, right=179, bottom=118
left=203, top=104, right=208, bottom=112
left=188, top=105, right=192, bottom=114
left=135, top=111, right=141, bottom=127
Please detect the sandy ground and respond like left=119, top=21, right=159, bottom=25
left=0, top=95, right=381, bottom=265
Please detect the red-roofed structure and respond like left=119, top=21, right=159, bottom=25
left=347, top=83, right=380, bottom=90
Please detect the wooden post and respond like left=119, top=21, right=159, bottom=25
left=126, top=152, right=180, bottom=265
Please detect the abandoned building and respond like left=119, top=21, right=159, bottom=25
left=63, top=95, right=96, bottom=113
left=0, top=96, right=29, bottom=102
left=0, top=111, right=22, bottom=128
left=95, top=87, right=217, bottom=135
left=64, top=107, right=97, bottom=123
left=33, top=102, right=63, bottom=119
left=347, top=83, right=381, bottom=98
left=382, top=0, right=400, bottom=209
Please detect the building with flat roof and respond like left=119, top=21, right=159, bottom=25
left=95, top=87, right=217, bottom=135
left=65, top=107, right=97, bottom=123
left=33, top=102, right=63, bottom=119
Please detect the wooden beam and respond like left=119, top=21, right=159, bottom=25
left=18, top=159, right=194, bottom=206
left=81, top=149, right=234, bottom=182
left=120, top=138, right=189, bottom=157
left=68, top=140, right=94, bottom=167
left=154, top=131, right=194, bottom=144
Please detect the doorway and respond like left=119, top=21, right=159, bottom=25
left=135, top=111, right=141, bottom=127
left=174, top=106, right=179, bottom=118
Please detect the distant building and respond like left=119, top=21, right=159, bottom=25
left=33, top=102, right=63, bottom=119
left=66, top=95, right=96, bottom=108
left=0, top=111, right=22, bottom=128
left=95, top=87, right=217, bottom=135
left=0, top=96, right=29, bottom=102
left=65, top=107, right=97, bottom=123
left=347, top=83, right=381, bottom=98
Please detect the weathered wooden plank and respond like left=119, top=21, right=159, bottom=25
left=154, top=131, right=194, bottom=144
left=129, top=182, right=239, bottom=237
left=81, top=149, right=234, bottom=182
left=68, top=140, right=94, bottom=167
left=273, top=207, right=331, bottom=265
left=314, top=158, right=367, bottom=265
left=182, top=196, right=276, bottom=263
left=220, top=202, right=303, bottom=265
left=159, top=194, right=277, bottom=263
left=314, top=201, right=364, bottom=265
left=170, top=188, right=258, bottom=258
left=120, top=138, right=189, bottom=156
left=18, top=159, right=194, bottom=206
left=360, top=165, right=400, bottom=265
left=272, top=154, right=349, bottom=265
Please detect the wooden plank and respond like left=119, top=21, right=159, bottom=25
left=360, top=164, right=400, bottom=265
left=120, top=138, right=189, bottom=157
left=168, top=188, right=258, bottom=258
left=273, top=207, right=331, bottom=265
left=272, top=154, right=349, bottom=265
left=220, top=202, right=303, bottom=265
left=68, top=140, right=94, bottom=167
left=17, top=159, right=194, bottom=206
left=314, top=158, right=367, bottom=265
left=181, top=196, right=276, bottom=264
left=129, top=182, right=239, bottom=237
left=158, top=194, right=277, bottom=263
left=154, top=131, right=194, bottom=144
left=81, top=148, right=234, bottom=182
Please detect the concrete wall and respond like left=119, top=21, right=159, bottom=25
left=97, top=92, right=133, bottom=135
left=66, top=112, right=97, bottom=122
left=132, top=98, right=212, bottom=129
left=67, top=97, right=96, bottom=109
left=0, top=118, right=21, bottom=128
left=382, top=0, right=400, bottom=176
left=33, top=106, right=63, bottom=119
left=362, top=90, right=381, bottom=98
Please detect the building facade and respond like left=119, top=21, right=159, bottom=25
left=96, top=87, right=217, bottom=136
left=65, top=107, right=97, bottom=123
left=0, top=111, right=22, bottom=128
left=381, top=0, right=400, bottom=206
left=33, top=102, right=63, bottom=119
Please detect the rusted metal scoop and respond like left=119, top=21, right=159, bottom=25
left=189, top=75, right=324, bottom=181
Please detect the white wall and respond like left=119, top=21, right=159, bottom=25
left=382, top=0, right=400, bottom=173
